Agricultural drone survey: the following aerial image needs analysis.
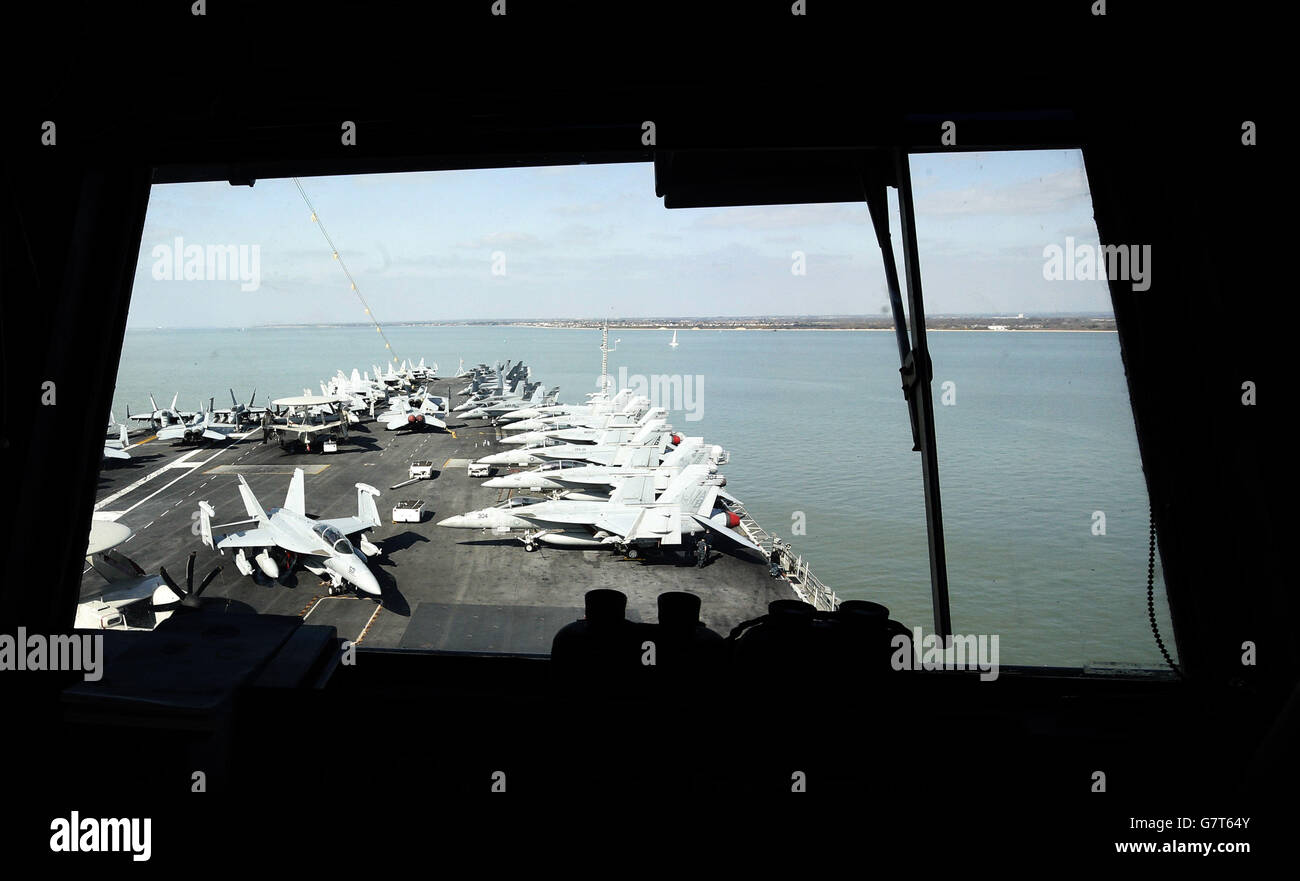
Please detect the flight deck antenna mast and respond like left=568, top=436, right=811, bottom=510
left=600, top=322, right=611, bottom=394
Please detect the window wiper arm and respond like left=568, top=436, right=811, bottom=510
left=862, top=150, right=953, bottom=640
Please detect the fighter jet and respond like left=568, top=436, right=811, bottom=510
left=482, top=438, right=727, bottom=496
left=478, top=422, right=678, bottom=469
left=127, top=393, right=196, bottom=429
left=198, top=467, right=382, bottom=596
left=460, top=384, right=554, bottom=420
left=439, top=463, right=763, bottom=557
left=324, top=369, right=388, bottom=413
left=212, top=388, right=267, bottom=426
left=500, top=403, right=662, bottom=444
left=404, top=357, right=436, bottom=383
left=380, top=393, right=449, bottom=431
left=157, top=400, right=242, bottom=444
left=497, top=389, right=646, bottom=428
left=472, top=437, right=573, bottom=467
left=534, top=423, right=680, bottom=465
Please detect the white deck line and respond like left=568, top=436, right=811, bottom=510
left=96, top=430, right=259, bottom=516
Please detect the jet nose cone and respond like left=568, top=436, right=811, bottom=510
left=437, top=515, right=469, bottom=528
left=352, top=566, right=382, bottom=597
left=482, top=478, right=512, bottom=489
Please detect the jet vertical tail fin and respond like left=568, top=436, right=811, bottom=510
left=284, top=467, right=306, bottom=515
left=631, top=422, right=664, bottom=446
left=118, top=424, right=129, bottom=447
left=355, top=483, right=381, bottom=529
left=656, top=464, right=710, bottom=507
left=237, top=475, right=269, bottom=522
left=610, top=475, right=656, bottom=505
left=198, top=501, right=215, bottom=549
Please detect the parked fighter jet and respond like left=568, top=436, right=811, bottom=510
left=380, top=393, right=449, bottom=431
left=127, top=393, right=196, bottom=429
left=157, top=400, right=242, bottom=444
left=482, top=438, right=727, bottom=496
left=500, top=402, right=659, bottom=443
left=496, top=388, right=638, bottom=424
left=439, top=463, right=763, bottom=557
left=460, top=384, right=553, bottom=420
left=478, top=423, right=677, bottom=469
left=404, top=357, right=436, bottom=383
left=213, top=388, right=267, bottom=426
left=534, top=423, right=678, bottom=465
left=324, top=369, right=387, bottom=413
left=472, top=437, right=572, bottom=467
left=198, top=467, right=382, bottom=596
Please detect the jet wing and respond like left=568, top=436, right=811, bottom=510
left=213, top=525, right=280, bottom=549
left=513, top=508, right=603, bottom=527
left=316, top=517, right=372, bottom=538
left=688, top=513, right=765, bottom=555
left=556, top=472, right=624, bottom=487
left=628, top=508, right=680, bottom=545
left=103, top=447, right=130, bottom=460
left=591, top=509, right=643, bottom=538
left=609, top=475, right=655, bottom=505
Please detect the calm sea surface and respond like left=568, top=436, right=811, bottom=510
left=110, top=325, right=1174, bottom=668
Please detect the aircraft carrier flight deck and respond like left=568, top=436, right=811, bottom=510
left=86, top=413, right=801, bottom=653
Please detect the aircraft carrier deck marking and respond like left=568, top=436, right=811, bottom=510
left=205, top=464, right=330, bottom=475
left=356, top=604, right=383, bottom=645
left=116, top=447, right=245, bottom=516
left=94, top=430, right=257, bottom=510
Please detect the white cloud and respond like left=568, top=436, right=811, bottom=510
left=915, top=168, right=1091, bottom=217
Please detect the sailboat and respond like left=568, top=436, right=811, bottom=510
left=669, top=329, right=678, bottom=348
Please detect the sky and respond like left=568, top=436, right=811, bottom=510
left=128, top=150, right=1112, bottom=328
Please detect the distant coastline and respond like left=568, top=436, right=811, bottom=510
left=132, top=315, right=1119, bottom=333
